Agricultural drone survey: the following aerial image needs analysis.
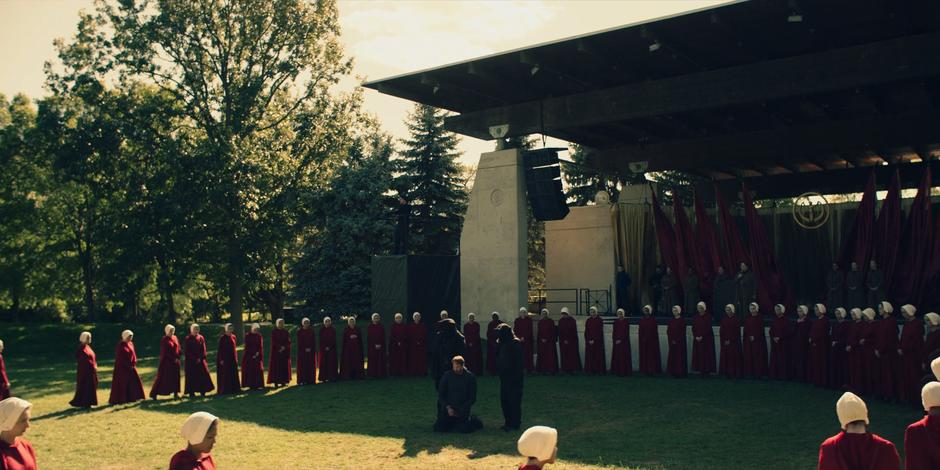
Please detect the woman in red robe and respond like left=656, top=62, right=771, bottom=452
left=874, top=301, right=900, bottom=400
left=719, top=304, right=742, bottom=379
left=828, top=308, right=850, bottom=390
left=486, top=312, right=503, bottom=375
left=610, top=308, right=632, bottom=376
left=536, top=309, right=559, bottom=374
left=768, top=304, right=791, bottom=380
left=904, top=382, right=940, bottom=470
left=0, top=397, right=38, bottom=470
left=340, top=316, right=364, bottom=380
left=860, top=308, right=878, bottom=394
left=666, top=306, right=687, bottom=378
left=791, top=305, right=811, bottom=382
left=846, top=309, right=864, bottom=393
left=388, top=313, right=408, bottom=377
left=367, top=313, right=387, bottom=379
left=70, top=331, right=98, bottom=408
left=463, top=313, right=484, bottom=375
left=0, top=342, right=9, bottom=400
left=515, top=307, right=535, bottom=373
left=742, top=303, right=768, bottom=379
left=817, top=392, right=900, bottom=470
left=638, top=305, right=661, bottom=375
left=171, top=411, right=219, bottom=470
left=216, top=323, right=240, bottom=394
left=898, top=304, right=924, bottom=404
left=925, top=313, right=940, bottom=371
left=318, top=317, right=338, bottom=382
left=584, top=306, right=606, bottom=374
left=407, top=312, right=428, bottom=377
left=296, top=318, right=316, bottom=385
left=150, top=324, right=181, bottom=400
left=691, top=302, right=715, bottom=376
left=184, top=324, right=214, bottom=397
left=557, top=308, right=581, bottom=373
left=109, top=330, right=145, bottom=404
left=267, top=318, right=292, bottom=387
left=241, top=323, right=265, bottom=389
left=808, top=304, right=831, bottom=388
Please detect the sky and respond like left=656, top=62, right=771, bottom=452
left=0, top=0, right=727, bottom=166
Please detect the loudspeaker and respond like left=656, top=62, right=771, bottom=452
left=523, top=148, right=570, bottom=221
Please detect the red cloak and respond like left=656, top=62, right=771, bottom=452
left=808, top=317, right=831, bottom=387
left=558, top=315, right=582, bottom=373
left=240, top=332, right=264, bottom=388
left=486, top=319, right=503, bottom=375
left=742, top=315, right=768, bottom=378
left=70, top=343, right=98, bottom=407
left=367, top=323, right=387, bottom=378
left=925, top=330, right=940, bottom=369
left=610, top=317, right=632, bottom=376
left=584, top=316, right=606, bottom=374
left=817, top=431, right=900, bottom=470
left=691, top=313, right=715, bottom=375
left=318, top=325, right=338, bottom=382
left=169, top=449, right=216, bottom=470
left=860, top=321, right=877, bottom=394
left=216, top=333, right=240, bottom=394
left=666, top=316, right=687, bottom=377
left=407, top=321, right=428, bottom=376
left=791, top=317, right=810, bottom=382
left=0, top=354, right=9, bottom=399
left=0, top=438, right=37, bottom=470
left=904, top=415, right=940, bottom=470
left=340, top=325, right=364, bottom=380
left=463, top=322, right=483, bottom=375
left=719, top=315, right=742, bottom=378
left=847, top=321, right=864, bottom=393
left=875, top=317, right=900, bottom=399
left=828, top=319, right=850, bottom=390
left=184, top=334, right=214, bottom=394
left=638, top=315, right=661, bottom=375
left=109, top=340, right=144, bottom=404
left=899, top=318, right=925, bottom=403
left=150, top=335, right=180, bottom=397
left=388, top=323, right=408, bottom=377
left=536, top=317, right=559, bottom=374
left=267, top=328, right=292, bottom=385
left=296, top=327, right=316, bottom=385
left=768, top=315, right=792, bottom=380
left=514, top=316, right=535, bottom=372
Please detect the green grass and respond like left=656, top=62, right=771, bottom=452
left=0, top=322, right=923, bottom=469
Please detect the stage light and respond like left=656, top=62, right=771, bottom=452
left=648, top=41, right=661, bottom=52
left=530, top=65, right=540, bottom=76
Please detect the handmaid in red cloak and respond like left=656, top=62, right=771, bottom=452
left=70, top=331, right=98, bottom=408
left=109, top=330, right=145, bottom=404
left=367, top=313, right=387, bottom=378
left=295, top=318, right=317, bottom=385
left=150, top=324, right=181, bottom=400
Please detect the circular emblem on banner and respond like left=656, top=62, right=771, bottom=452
left=490, top=188, right=504, bottom=207
left=793, top=192, right=830, bottom=229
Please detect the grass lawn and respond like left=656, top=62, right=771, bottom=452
left=0, top=322, right=923, bottom=469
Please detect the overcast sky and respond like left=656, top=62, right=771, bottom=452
left=0, top=0, right=726, bottom=165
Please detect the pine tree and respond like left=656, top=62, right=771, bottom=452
left=394, top=104, right=468, bottom=255
left=563, top=144, right=645, bottom=206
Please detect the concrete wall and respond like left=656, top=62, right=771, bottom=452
left=460, top=148, right=528, bottom=324
left=544, top=204, right=616, bottom=313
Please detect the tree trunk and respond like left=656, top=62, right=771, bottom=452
left=80, top=244, right=96, bottom=322
left=228, top=253, right=245, bottom=342
left=157, top=254, right=177, bottom=324
left=10, top=281, right=21, bottom=322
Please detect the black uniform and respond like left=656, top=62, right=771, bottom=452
left=496, top=324, right=524, bottom=430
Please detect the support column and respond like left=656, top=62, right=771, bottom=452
left=460, top=148, right=528, bottom=324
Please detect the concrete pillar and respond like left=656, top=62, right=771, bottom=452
left=460, top=148, right=528, bottom=324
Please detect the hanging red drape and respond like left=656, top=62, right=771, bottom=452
left=837, top=171, right=876, bottom=270
left=741, top=184, right=791, bottom=313
left=674, top=196, right=706, bottom=296
left=873, top=171, right=902, bottom=298
left=715, top=186, right=750, bottom=272
left=694, top=190, right=723, bottom=276
left=920, top=211, right=940, bottom=311
left=651, top=187, right=682, bottom=291
left=892, top=168, right=933, bottom=305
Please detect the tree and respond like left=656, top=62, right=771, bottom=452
left=105, top=0, right=356, bottom=335
left=563, top=144, right=645, bottom=206
left=292, top=126, right=396, bottom=313
left=394, top=104, right=468, bottom=255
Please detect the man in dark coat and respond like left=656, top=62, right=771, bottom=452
left=433, top=356, right=481, bottom=433
left=648, top=265, right=664, bottom=315
left=712, top=266, right=736, bottom=321
left=866, top=260, right=885, bottom=309
left=497, top=324, right=524, bottom=431
left=826, top=262, right=845, bottom=311
left=845, top=262, right=865, bottom=310
left=735, top=262, right=756, bottom=319
left=616, top=265, right=632, bottom=312
left=430, top=318, right=466, bottom=389
left=684, top=267, right=700, bottom=318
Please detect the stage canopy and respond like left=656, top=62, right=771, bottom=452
left=364, top=0, right=940, bottom=199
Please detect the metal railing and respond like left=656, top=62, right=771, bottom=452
left=528, top=287, right=612, bottom=316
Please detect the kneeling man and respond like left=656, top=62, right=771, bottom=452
left=434, top=355, right=481, bottom=433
